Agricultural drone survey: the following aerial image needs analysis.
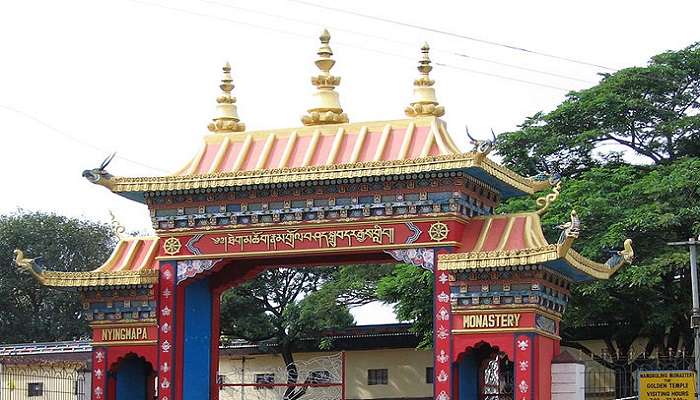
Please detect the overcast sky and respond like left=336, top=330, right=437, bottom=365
left=1, top=0, right=698, bottom=324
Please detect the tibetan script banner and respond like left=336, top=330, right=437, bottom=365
left=211, top=225, right=395, bottom=252
left=159, top=220, right=463, bottom=257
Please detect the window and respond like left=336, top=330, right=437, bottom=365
left=28, top=382, right=43, bottom=397
left=367, top=369, right=388, bottom=385
left=255, top=373, right=275, bottom=390
left=426, top=367, right=434, bottom=384
left=310, top=370, right=331, bottom=384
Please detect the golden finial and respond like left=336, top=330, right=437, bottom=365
left=301, top=29, right=349, bottom=126
left=208, top=62, right=245, bottom=133
left=405, top=42, right=445, bottom=118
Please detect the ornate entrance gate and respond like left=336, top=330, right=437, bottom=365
left=16, top=30, right=633, bottom=400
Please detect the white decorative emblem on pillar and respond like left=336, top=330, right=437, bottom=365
left=519, top=380, right=529, bottom=393
left=519, top=360, right=529, bottom=371
left=437, top=390, right=450, bottom=400
left=437, top=350, right=449, bottom=364
left=517, top=338, right=529, bottom=351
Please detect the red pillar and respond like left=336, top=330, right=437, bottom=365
left=107, top=373, right=116, bottom=400
left=514, top=334, right=534, bottom=400
left=434, top=263, right=453, bottom=400
left=92, top=347, right=107, bottom=400
left=157, top=262, right=176, bottom=400
left=534, top=335, right=557, bottom=400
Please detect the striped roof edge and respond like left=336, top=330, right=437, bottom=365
left=29, top=237, right=159, bottom=288
left=438, top=212, right=634, bottom=281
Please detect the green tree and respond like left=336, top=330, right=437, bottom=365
left=497, top=160, right=700, bottom=353
left=497, top=42, right=700, bottom=177
left=219, top=267, right=354, bottom=400
left=495, top=159, right=700, bottom=398
left=376, top=264, right=433, bottom=348
left=0, top=210, right=115, bottom=343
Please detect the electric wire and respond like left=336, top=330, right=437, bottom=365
left=286, top=0, right=616, bottom=71
left=196, top=0, right=596, bottom=84
left=125, top=0, right=575, bottom=91
left=0, top=105, right=169, bottom=173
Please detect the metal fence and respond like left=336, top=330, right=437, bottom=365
left=219, top=353, right=345, bottom=400
left=579, top=350, right=694, bottom=400
left=0, top=365, right=88, bottom=400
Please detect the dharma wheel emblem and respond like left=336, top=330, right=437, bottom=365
left=163, top=237, right=182, bottom=255
left=429, top=222, right=449, bottom=242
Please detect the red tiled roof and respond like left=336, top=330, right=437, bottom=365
left=174, top=118, right=460, bottom=176
left=459, top=213, right=547, bottom=253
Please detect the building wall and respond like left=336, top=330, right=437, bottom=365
left=219, top=348, right=433, bottom=400
left=0, top=364, right=90, bottom=400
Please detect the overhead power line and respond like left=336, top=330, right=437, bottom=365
left=196, top=0, right=595, bottom=84
left=0, top=105, right=169, bottom=173
left=286, top=0, right=616, bottom=71
left=126, top=0, right=575, bottom=91
left=435, top=62, right=570, bottom=91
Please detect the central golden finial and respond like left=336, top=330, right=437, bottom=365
left=301, top=29, right=349, bottom=126
left=208, top=62, right=245, bottom=133
left=405, top=42, right=445, bottom=118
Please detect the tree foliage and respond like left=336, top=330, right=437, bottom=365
left=376, top=264, right=433, bottom=348
left=497, top=42, right=700, bottom=177
left=220, top=268, right=355, bottom=344
left=0, top=210, right=115, bottom=343
left=499, top=159, right=700, bottom=356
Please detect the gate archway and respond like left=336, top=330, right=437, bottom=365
left=16, top=30, right=634, bottom=400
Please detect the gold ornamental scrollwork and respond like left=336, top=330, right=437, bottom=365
left=428, top=222, right=449, bottom=242
left=536, top=180, right=562, bottom=216
left=163, top=237, right=182, bottom=255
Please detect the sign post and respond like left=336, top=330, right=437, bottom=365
left=640, top=371, right=696, bottom=400
left=668, top=236, right=700, bottom=398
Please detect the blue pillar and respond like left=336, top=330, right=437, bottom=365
left=116, top=357, right=147, bottom=400
left=183, top=278, right=213, bottom=400
left=458, top=354, right=478, bottom=400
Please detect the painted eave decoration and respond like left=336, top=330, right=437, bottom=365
left=15, top=213, right=632, bottom=288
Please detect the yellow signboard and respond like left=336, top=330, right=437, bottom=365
left=463, top=313, right=521, bottom=329
left=639, top=370, right=696, bottom=400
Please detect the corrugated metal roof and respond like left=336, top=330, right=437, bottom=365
left=0, top=341, right=92, bottom=356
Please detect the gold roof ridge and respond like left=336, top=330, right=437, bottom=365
left=201, top=116, right=438, bottom=142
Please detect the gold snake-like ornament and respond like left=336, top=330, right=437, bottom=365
left=536, top=180, right=561, bottom=216
left=109, top=210, right=127, bottom=238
